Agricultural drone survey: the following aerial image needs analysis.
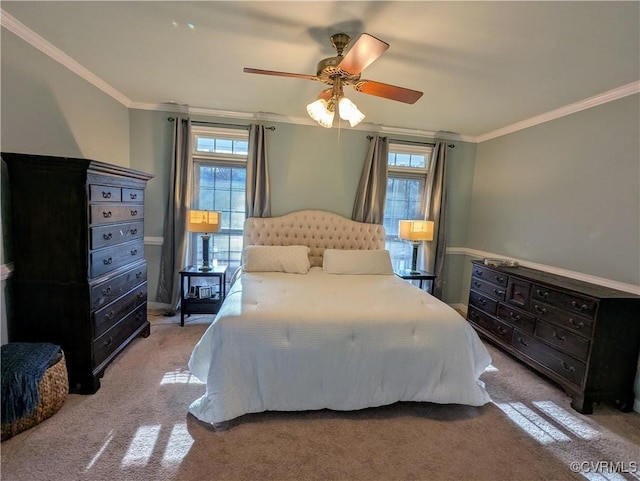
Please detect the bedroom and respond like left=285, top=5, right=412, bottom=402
left=1, top=1, right=639, bottom=480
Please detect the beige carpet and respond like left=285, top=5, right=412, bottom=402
left=1, top=312, right=638, bottom=481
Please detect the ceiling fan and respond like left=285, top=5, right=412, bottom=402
left=244, top=33, right=423, bottom=128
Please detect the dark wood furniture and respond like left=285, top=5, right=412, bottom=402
left=3, top=153, right=153, bottom=394
left=179, top=265, right=227, bottom=326
left=466, top=260, right=640, bottom=414
left=396, top=269, right=437, bottom=294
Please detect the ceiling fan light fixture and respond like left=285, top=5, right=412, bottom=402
left=338, top=97, right=365, bottom=127
left=307, top=99, right=335, bottom=128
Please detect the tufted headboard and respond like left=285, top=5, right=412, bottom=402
left=243, top=210, right=386, bottom=267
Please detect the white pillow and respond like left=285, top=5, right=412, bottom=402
left=242, top=245, right=310, bottom=274
left=322, top=249, right=394, bottom=275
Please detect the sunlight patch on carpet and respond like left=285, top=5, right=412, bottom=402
left=496, top=402, right=571, bottom=445
left=122, top=425, right=161, bottom=466
left=85, top=430, right=114, bottom=472
left=160, top=368, right=204, bottom=385
left=161, top=423, right=194, bottom=466
left=532, top=401, right=599, bottom=440
left=484, top=364, right=499, bottom=372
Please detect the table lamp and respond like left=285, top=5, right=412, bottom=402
left=398, top=220, right=434, bottom=274
left=188, top=210, right=221, bottom=271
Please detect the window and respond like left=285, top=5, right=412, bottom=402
left=189, top=127, right=248, bottom=281
left=383, top=142, right=432, bottom=270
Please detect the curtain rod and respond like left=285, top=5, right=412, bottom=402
left=167, top=118, right=275, bottom=130
left=367, top=136, right=454, bottom=148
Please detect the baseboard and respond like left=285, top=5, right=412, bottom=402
left=634, top=399, right=640, bottom=414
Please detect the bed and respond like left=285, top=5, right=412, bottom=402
left=188, top=210, right=491, bottom=425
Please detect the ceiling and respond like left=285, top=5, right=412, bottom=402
left=2, top=1, right=638, bottom=140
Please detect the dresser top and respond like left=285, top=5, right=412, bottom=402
left=471, top=260, right=639, bottom=300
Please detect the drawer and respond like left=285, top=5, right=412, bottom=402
left=535, top=320, right=590, bottom=362
left=91, top=262, right=147, bottom=311
left=532, top=284, right=597, bottom=319
left=467, top=306, right=513, bottom=343
left=497, top=303, right=535, bottom=336
left=90, top=204, right=144, bottom=226
left=506, top=278, right=531, bottom=309
left=122, top=188, right=144, bottom=203
left=93, top=304, right=147, bottom=369
left=469, top=290, right=499, bottom=316
left=90, top=184, right=122, bottom=202
left=471, top=264, right=508, bottom=288
left=90, top=240, right=144, bottom=278
left=530, top=300, right=595, bottom=337
left=512, top=331, right=586, bottom=387
left=470, top=277, right=507, bottom=300
left=94, top=282, right=147, bottom=339
left=91, top=221, right=144, bottom=250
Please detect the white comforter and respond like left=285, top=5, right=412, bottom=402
left=188, top=268, right=491, bottom=424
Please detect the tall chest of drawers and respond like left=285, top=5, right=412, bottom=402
left=467, top=260, right=640, bottom=414
left=3, top=153, right=153, bottom=393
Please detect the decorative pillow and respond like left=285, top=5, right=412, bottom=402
left=322, top=249, right=394, bottom=275
left=242, top=245, right=311, bottom=274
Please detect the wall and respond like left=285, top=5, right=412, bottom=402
left=0, top=29, right=131, bottom=344
left=467, top=94, right=639, bottom=286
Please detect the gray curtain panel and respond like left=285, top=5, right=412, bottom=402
left=246, top=124, right=271, bottom=218
left=157, top=117, right=192, bottom=311
left=352, top=135, right=388, bottom=224
left=423, top=141, right=448, bottom=299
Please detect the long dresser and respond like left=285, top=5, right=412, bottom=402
left=3, top=153, right=153, bottom=393
left=466, top=260, right=640, bottom=414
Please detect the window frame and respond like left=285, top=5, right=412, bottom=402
left=384, top=141, right=433, bottom=271
left=188, top=126, right=249, bottom=277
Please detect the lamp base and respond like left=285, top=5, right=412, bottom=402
left=200, top=234, right=212, bottom=272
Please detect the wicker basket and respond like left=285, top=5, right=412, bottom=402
left=1, top=352, right=69, bottom=441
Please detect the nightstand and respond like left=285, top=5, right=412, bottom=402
left=396, top=269, right=437, bottom=294
left=179, top=266, right=227, bottom=326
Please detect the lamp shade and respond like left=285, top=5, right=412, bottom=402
left=188, top=210, right=220, bottom=233
left=398, top=220, right=434, bottom=242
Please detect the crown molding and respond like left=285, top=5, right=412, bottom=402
left=476, top=81, right=640, bottom=143
left=1, top=9, right=132, bottom=107
left=4, top=8, right=637, bottom=144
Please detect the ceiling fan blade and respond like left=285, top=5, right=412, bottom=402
left=338, top=33, right=389, bottom=75
left=354, top=80, right=423, bottom=104
left=243, top=67, right=318, bottom=81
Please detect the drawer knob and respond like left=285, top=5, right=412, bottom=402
left=493, top=289, right=505, bottom=296
left=571, top=301, right=588, bottom=312
left=130, top=209, right=138, bottom=217
left=474, top=269, right=483, bottom=276
left=137, top=291, right=145, bottom=299
left=509, top=311, right=521, bottom=321
left=105, top=310, right=115, bottom=321
left=130, top=193, right=138, bottom=200
left=473, top=281, right=481, bottom=288
left=103, top=211, right=112, bottom=218
left=561, top=361, right=576, bottom=373
left=102, top=191, right=112, bottom=199
left=136, top=272, right=143, bottom=279
left=534, top=304, right=547, bottom=315
left=101, top=286, right=112, bottom=296
left=497, top=326, right=508, bottom=335
left=130, top=249, right=138, bottom=256
left=518, top=337, right=529, bottom=347
left=478, top=297, right=487, bottom=306
left=103, top=257, right=113, bottom=265
left=569, top=318, right=585, bottom=329
left=536, top=289, right=549, bottom=299
left=552, top=331, right=566, bottom=342
left=103, top=232, right=113, bottom=240
left=131, top=228, right=138, bottom=235
left=495, top=276, right=505, bottom=283
left=104, top=337, right=114, bottom=348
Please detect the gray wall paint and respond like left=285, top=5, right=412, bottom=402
left=468, top=94, right=640, bottom=286
left=1, top=30, right=130, bottom=165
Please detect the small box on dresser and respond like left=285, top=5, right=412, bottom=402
left=2, top=153, right=153, bottom=394
left=467, top=260, right=640, bottom=414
